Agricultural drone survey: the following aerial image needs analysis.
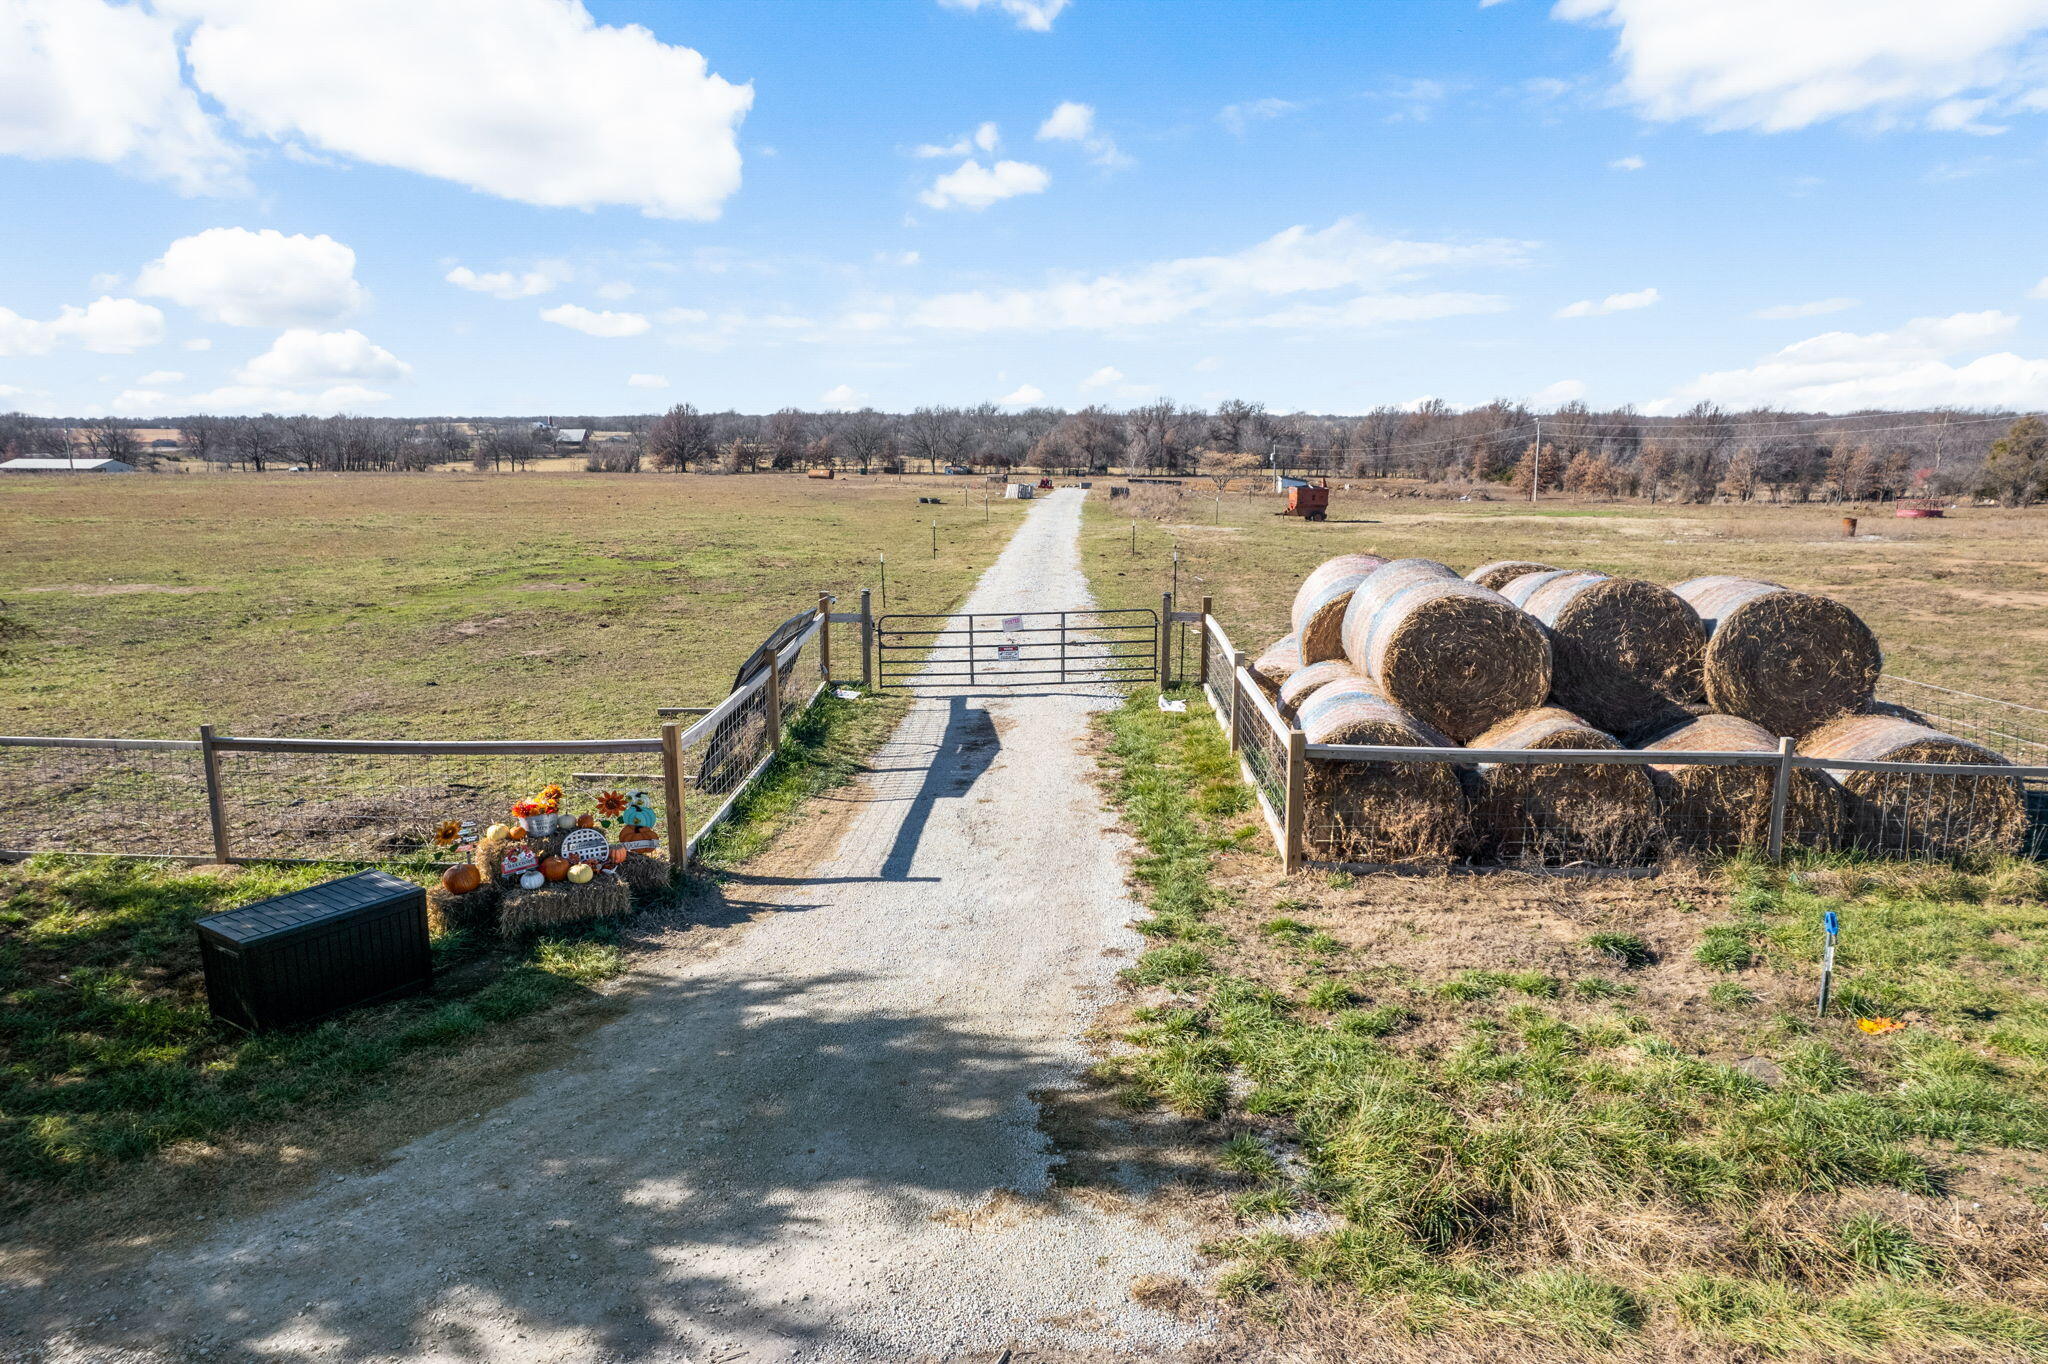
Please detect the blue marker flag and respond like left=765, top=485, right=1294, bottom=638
left=1824, top=911, right=1839, bottom=936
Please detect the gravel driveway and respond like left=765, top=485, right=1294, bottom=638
left=14, top=488, right=1203, bottom=1364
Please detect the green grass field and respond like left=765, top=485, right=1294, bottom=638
left=1091, top=689, right=2048, bottom=1363
left=1084, top=484, right=2048, bottom=706
left=1, top=469, right=1026, bottom=740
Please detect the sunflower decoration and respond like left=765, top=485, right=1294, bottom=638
left=433, top=818, right=465, bottom=849
left=595, top=789, right=628, bottom=820
left=1856, top=1016, right=1906, bottom=1035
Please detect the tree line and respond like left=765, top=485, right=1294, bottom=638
left=3, top=400, right=2043, bottom=505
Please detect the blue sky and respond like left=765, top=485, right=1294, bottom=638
left=5, top=0, right=2048, bottom=418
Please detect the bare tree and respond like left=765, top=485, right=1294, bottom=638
left=648, top=403, right=716, bottom=472
left=81, top=419, right=144, bottom=468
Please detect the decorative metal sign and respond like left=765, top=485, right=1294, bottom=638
left=560, top=826, right=612, bottom=866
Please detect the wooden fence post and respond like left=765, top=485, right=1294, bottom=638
left=198, top=723, right=232, bottom=864
left=660, top=721, right=689, bottom=868
left=1157, top=591, right=1173, bottom=688
left=1767, top=735, right=1795, bottom=861
left=1197, top=596, right=1213, bottom=686
left=817, top=592, right=832, bottom=681
left=1283, top=726, right=1306, bottom=873
left=764, top=658, right=783, bottom=755
left=860, top=588, right=874, bottom=690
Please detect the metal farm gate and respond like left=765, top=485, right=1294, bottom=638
left=873, top=608, right=1160, bottom=690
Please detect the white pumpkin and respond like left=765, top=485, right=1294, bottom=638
left=519, top=871, right=546, bottom=890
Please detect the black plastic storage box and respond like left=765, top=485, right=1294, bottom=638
left=195, top=870, right=431, bottom=1032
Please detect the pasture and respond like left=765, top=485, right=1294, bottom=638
left=0, top=470, right=1026, bottom=742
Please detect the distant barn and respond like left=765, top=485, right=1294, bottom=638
left=0, top=457, right=136, bottom=474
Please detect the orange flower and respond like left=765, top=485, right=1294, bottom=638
left=595, top=790, right=628, bottom=818
left=1856, top=1016, right=1905, bottom=1035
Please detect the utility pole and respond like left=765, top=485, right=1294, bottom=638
left=1530, top=417, right=1541, bottom=504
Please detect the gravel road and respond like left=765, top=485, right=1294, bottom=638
left=13, top=488, right=1203, bottom=1364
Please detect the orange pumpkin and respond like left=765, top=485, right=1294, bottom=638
left=506, top=826, right=526, bottom=841
left=540, top=855, right=571, bottom=882
left=609, top=848, right=629, bottom=866
left=577, top=814, right=596, bottom=828
left=440, top=863, right=482, bottom=895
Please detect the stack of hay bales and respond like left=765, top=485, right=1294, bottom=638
left=1466, top=706, right=1661, bottom=865
left=1639, top=714, right=1844, bottom=854
left=1250, top=633, right=1303, bottom=694
left=1338, top=559, right=1552, bottom=743
left=1799, top=713, right=2025, bottom=858
left=1498, top=569, right=1706, bottom=740
left=1294, top=679, right=1467, bottom=863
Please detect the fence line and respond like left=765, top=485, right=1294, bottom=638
left=1, top=598, right=843, bottom=871
left=1178, top=609, right=2048, bottom=873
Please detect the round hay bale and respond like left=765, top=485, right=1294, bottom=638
left=1291, top=554, right=1388, bottom=663
left=1278, top=659, right=1369, bottom=718
left=1467, top=559, right=1558, bottom=592
left=1674, top=576, right=1881, bottom=737
left=1638, top=713, right=1844, bottom=854
left=1799, top=714, right=2026, bottom=858
left=1340, top=563, right=1552, bottom=743
left=1251, top=633, right=1304, bottom=693
left=1468, top=706, right=1661, bottom=865
left=1295, top=681, right=1467, bottom=863
left=1502, top=570, right=1707, bottom=738
left=1497, top=568, right=1583, bottom=607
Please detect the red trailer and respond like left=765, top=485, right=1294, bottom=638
left=1279, top=481, right=1329, bottom=521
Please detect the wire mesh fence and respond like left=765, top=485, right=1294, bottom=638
left=0, top=740, right=211, bottom=857
left=0, top=605, right=833, bottom=869
left=1195, top=611, right=2048, bottom=873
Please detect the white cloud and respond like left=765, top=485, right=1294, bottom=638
left=111, top=389, right=173, bottom=416
left=164, top=0, right=752, bottom=219
left=2028, top=276, right=2048, bottom=299
left=0, top=296, right=166, bottom=356
left=1754, top=296, right=1859, bottom=319
left=917, top=158, right=1051, bottom=210
left=1555, top=286, right=1661, bottom=317
left=1556, top=0, right=2048, bottom=133
left=1252, top=292, right=1510, bottom=328
left=137, top=370, right=185, bottom=386
left=1192, top=356, right=1222, bottom=372
left=876, top=250, right=922, bottom=266
left=904, top=218, right=1533, bottom=332
left=1531, top=378, right=1588, bottom=405
left=1081, top=365, right=1125, bottom=389
left=820, top=383, right=863, bottom=408
left=626, top=372, right=669, bottom=388
left=0, top=0, right=244, bottom=194
left=236, top=327, right=410, bottom=389
left=913, top=122, right=1000, bottom=158
left=139, top=228, right=366, bottom=327
left=998, top=383, right=1046, bottom=406
left=446, top=264, right=561, bottom=300
left=162, top=326, right=410, bottom=412
left=181, top=337, right=213, bottom=351
left=1218, top=97, right=1301, bottom=137
left=595, top=281, right=636, bottom=300
left=1652, top=309, right=2048, bottom=411
left=936, top=0, right=1069, bottom=31
left=539, top=303, right=651, bottom=338
left=1609, top=154, right=1646, bottom=170
left=1035, top=100, right=1129, bottom=166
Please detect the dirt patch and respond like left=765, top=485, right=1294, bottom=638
left=20, top=582, right=211, bottom=596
